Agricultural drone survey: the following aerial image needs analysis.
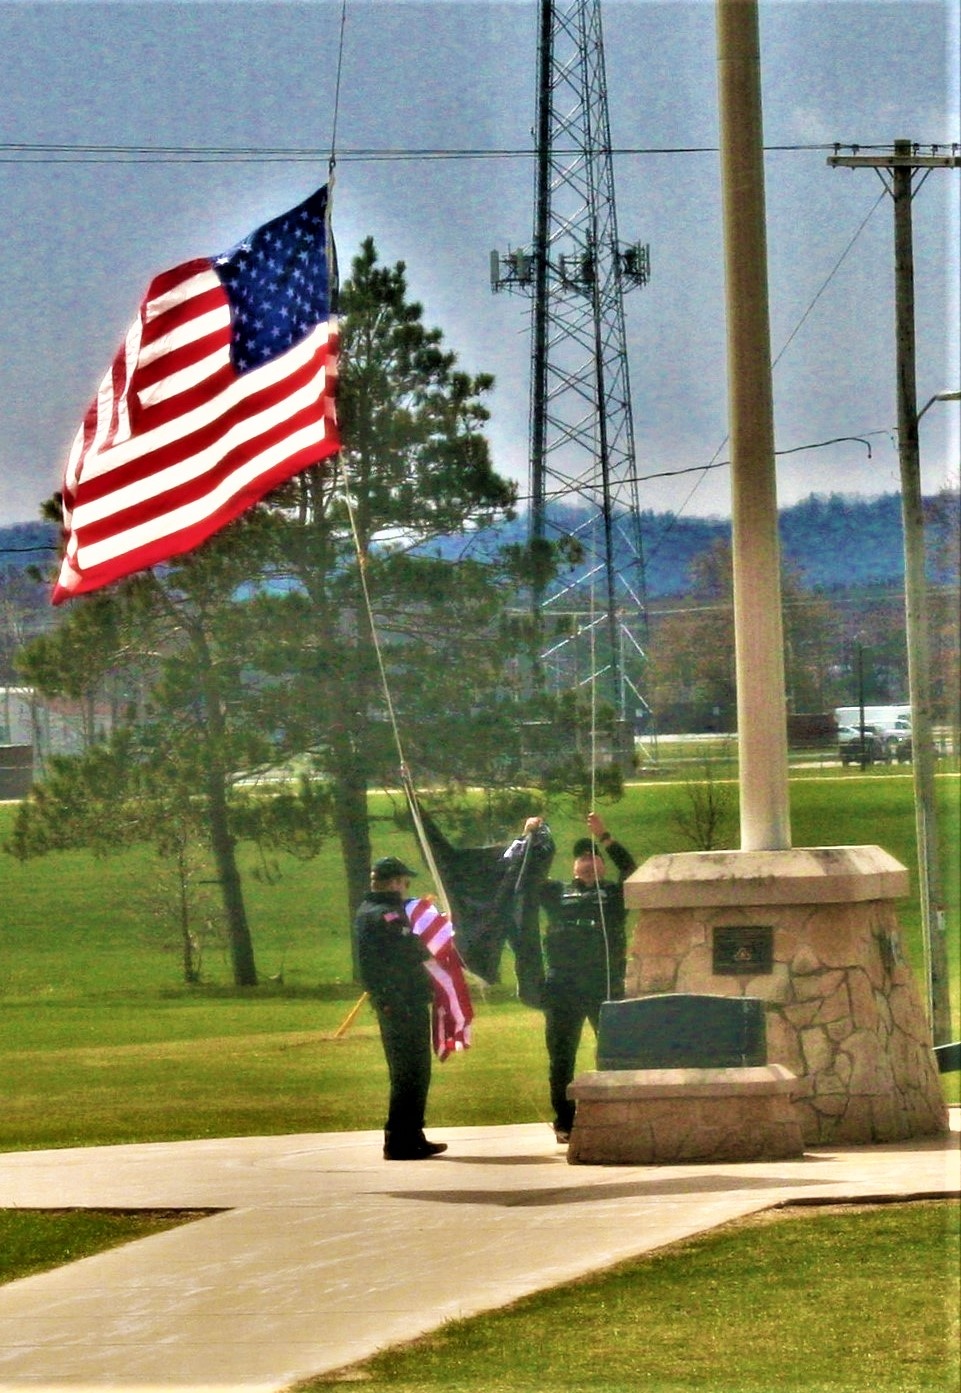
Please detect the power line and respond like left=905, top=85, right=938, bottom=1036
left=643, top=186, right=891, bottom=555
left=0, top=140, right=853, bottom=165
left=506, top=431, right=887, bottom=512
left=772, top=188, right=888, bottom=370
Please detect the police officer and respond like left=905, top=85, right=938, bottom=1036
left=355, top=856, right=448, bottom=1160
left=515, top=812, right=637, bottom=1143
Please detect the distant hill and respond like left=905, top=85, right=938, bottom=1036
left=2, top=491, right=956, bottom=597
left=0, top=520, right=59, bottom=569
left=426, top=491, right=957, bottom=597
left=581, top=491, right=958, bottom=594
left=776, top=492, right=952, bottom=592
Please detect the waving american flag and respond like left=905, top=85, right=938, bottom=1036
left=53, top=185, right=339, bottom=604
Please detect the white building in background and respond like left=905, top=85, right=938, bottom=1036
left=1, top=686, right=98, bottom=759
left=0, top=686, right=31, bottom=745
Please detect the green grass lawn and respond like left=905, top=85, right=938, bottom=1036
left=2, top=770, right=958, bottom=999
left=0, top=1209, right=202, bottom=1285
left=0, top=773, right=957, bottom=1391
left=291, top=1200, right=960, bottom=1393
left=0, top=771, right=957, bottom=1151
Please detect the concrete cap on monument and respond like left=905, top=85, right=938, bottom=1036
left=624, top=846, right=909, bottom=910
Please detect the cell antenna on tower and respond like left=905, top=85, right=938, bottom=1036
left=492, top=0, right=653, bottom=768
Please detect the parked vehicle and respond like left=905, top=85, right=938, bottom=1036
left=838, top=724, right=888, bottom=765
left=890, top=719, right=940, bottom=765
left=890, top=716, right=913, bottom=762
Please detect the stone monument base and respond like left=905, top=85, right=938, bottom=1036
left=567, top=1064, right=805, bottom=1165
left=624, top=847, right=948, bottom=1145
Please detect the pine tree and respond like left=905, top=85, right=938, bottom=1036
left=257, top=240, right=525, bottom=940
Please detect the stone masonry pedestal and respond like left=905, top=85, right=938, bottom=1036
left=567, top=1064, right=804, bottom=1165
left=623, top=846, right=947, bottom=1146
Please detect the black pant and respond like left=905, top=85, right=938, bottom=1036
left=374, top=998, right=433, bottom=1150
left=543, top=982, right=603, bottom=1133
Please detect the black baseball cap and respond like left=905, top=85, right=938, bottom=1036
left=372, top=856, right=418, bottom=880
left=572, top=837, right=601, bottom=858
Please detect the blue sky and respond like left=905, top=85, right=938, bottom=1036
left=1, top=0, right=958, bottom=527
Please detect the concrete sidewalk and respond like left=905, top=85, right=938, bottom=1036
left=0, top=1114, right=958, bottom=1393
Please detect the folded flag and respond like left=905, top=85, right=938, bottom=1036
left=406, top=896, right=474, bottom=1061
left=52, top=185, right=340, bottom=604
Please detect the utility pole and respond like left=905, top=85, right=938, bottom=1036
left=491, top=0, right=652, bottom=766
left=829, top=140, right=959, bottom=1045
left=857, top=638, right=868, bottom=772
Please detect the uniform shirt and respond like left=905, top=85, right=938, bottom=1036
left=540, top=838, right=637, bottom=998
left=355, top=890, right=433, bottom=1010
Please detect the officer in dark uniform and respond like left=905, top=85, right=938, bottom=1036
left=512, top=812, right=637, bottom=1143
left=355, top=855, right=448, bottom=1160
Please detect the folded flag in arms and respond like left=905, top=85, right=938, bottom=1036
left=52, top=185, right=340, bottom=604
left=406, top=896, right=474, bottom=1061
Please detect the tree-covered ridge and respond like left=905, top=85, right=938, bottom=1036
left=2, top=489, right=957, bottom=600
left=778, top=491, right=958, bottom=590
left=411, top=489, right=959, bottom=597
left=0, top=520, right=59, bottom=562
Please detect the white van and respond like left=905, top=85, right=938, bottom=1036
left=834, top=705, right=910, bottom=735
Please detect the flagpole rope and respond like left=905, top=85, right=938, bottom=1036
left=589, top=524, right=598, bottom=808
left=337, top=459, right=451, bottom=914
left=328, top=0, right=349, bottom=180
left=589, top=501, right=613, bottom=1002
left=324, top=0, right=455, bottom=918
left=337, top=463, right=407, bottom=771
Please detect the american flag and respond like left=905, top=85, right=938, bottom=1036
left=52, top=185, right=339, bottom=604
left=406, top=896, right=474, bottom=1061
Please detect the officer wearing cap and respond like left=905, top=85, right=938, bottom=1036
left=512, top=811, right=637, bottom=1143
left=355, top=855, right=448, bottom=1160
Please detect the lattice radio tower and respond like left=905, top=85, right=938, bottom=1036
left=492, top=0, right=652, bottom=761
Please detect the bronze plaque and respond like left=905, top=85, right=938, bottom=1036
left=713, top=925, right=774, bottom=975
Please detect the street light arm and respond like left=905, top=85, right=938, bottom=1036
left=917, top=388, right=961, bottom=423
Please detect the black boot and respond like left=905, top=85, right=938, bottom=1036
left=383, top=1130, right=447, bottom=1160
